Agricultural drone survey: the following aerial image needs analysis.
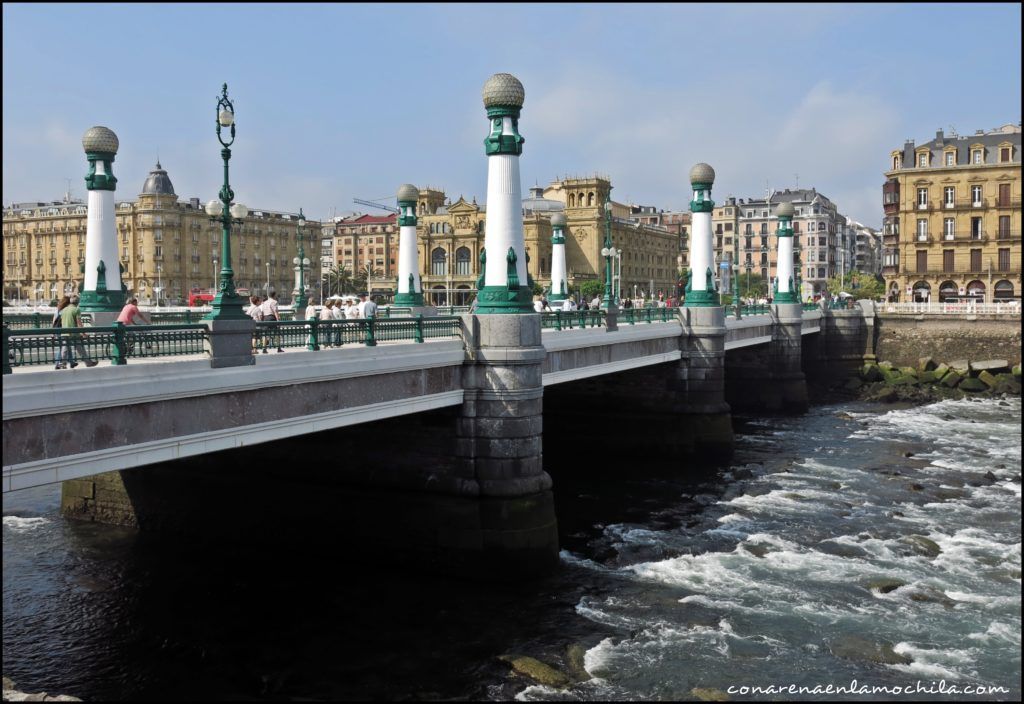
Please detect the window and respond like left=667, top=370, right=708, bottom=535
left=760, top=223, right=768, bottom=234
left=971, top=217, right=983, bottom=239
left=918, top=153, right=928, bottom=168
left=431, top=247, right=447, bottom=275
left=971, top=185, right=982, bottom=205
left=916, top=250, right=928, bottom=273
left=1000, top=147, right=1011, bottom=162
left=973, top=149, right=983, bottom=164
left=998, top=248, right=1010, bottom=271
left=944, top=186, right=955, bottom=206
left=817, top=267, right=825, bottom=279
left=943, top=218, right=955, bottom=240
left=945, top=152, right=955, bottom=166
left=943, top=250, right=954, bottom=272
left=154, top=246, right=163, bottom=258
left=970, top=249, right=982, bottom=271
left=455, top=247, right=471, bottom=275
left=998, top=183, right=1011, bottom=207
left=917, top=219, right=928, bottom=241
left=917, top=188, right=928, bottom=207
left=998, top=215, right=1011, bottom=238
left=892, top=155, right=900, bottom=170
left=819, top=236, right=827, bottom=247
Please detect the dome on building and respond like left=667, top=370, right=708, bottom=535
left=482, top=73, right=525, bottom=109
left=82, top=126, right=119, bottom=154
left=397, top=184, right=419, bottom=202
left=551, top=212, right=567, bottom=227
left=776, top=202, right=795, bottom=218
left=522, top=186, right=565, bottom=215
left=141, top=161, right=175, bottom=196
left=689, top=162, right=715, bottom=184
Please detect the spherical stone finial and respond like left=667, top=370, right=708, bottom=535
left=776, top=202, right=795, bottom=218
left=82, top=126, right=119, bottom=154
left=551, top=212, right=566, bottom=228
left=689, top=162, right=715, bottom=185
left=482, top=73, right=525, bottom=109
left=397, top=184, right=419, bottom=202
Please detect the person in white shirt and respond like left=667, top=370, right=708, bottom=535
left=533, top=296, right=545, bottom=313
left=260, top=292, right=283, bottom=353
left=318, top=299, right=334, bottom=347
left=359, top=293, right=377, bottom=319
left=345, top=297, right=360, bottom=319
left=304, top=299, right=318, bottom=321
left=331, top=296, right=345, bottom=345
left=591, top=294, right=602, bottom=310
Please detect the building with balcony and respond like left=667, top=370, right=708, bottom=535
left=882, top=124, right=1021, bottom=302
left=2, top=162, right=318, bottom=304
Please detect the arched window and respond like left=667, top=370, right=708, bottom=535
left=912, top=280, right=931, bottom=302
left=892, top=155, right=900, bottom=170
left=938, top=281, right=958, bottom=302
left=587, top=192, right=595, bottom=206
left=455, top=246, right=471, bottom=275
left=568, top=194, right=575, bottom=208
left=994, top=280, right=1015, bottom=300
left=431, top=247, right=447, bottom=276
left=431, top=284, right=447, bottom=306
left=966, top=280, right=986, bottom=299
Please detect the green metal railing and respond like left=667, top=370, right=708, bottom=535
left=4, top=322, right=208, bottom=373
left=615, top=307, right=677, bottom=325
left=802, top=302, right=821, bottom=312
left=252, top=315, right=462, bottom=351
left=541, top=310, right=605, bottom=330
left=3, top=308, right=294, bottom=329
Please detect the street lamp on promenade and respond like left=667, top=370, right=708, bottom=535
left=212, top=257, right=218, bottom=292
left=601, top=197, right=616, bottom=309
left=204, top=83, right=248, bottom=321
left=732, top=234, right=741, bottom=319
left=265, top=262, right=270, bottom=296
left=156, top=264, right=163, bottom=307
left=293, top=208, right=310, bottom=309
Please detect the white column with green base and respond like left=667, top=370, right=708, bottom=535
left=79, top=126, right=126, bottom=321
left=394, top=183, right=425, bottom=307
left=773, top=201, right=797, bottom=303
left=549, top=212, right=568, bottom=302
left=475, top=73, right=533, bottom=314
left=685, top=163, right=719, bottom=307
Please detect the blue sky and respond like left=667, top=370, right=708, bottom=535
left=3, top=3, right=1021, bottom=227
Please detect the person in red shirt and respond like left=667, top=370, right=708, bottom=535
left=116, top=298, right=151, bottom=325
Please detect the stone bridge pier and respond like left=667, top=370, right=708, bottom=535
left=725, top=303, right=808, bottom=413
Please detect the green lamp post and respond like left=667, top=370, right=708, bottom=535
left=601, top=197, right=616, bottom=309
left=204, top=83, right=248, bottom=321
left=293, top=208, right=310, bottom=309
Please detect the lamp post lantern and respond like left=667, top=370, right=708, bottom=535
left=293, top=208, right=309, bottom=309
left=732, top=233, right=741, bottom=319
left=601, top=198, right=616, bottom=309
left=204, top=83, right=248, bottom=321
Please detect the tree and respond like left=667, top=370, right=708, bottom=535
left=532, top=281, right=545, bottom=297
left=826, top=270, right=884, bottom=300
left=578, top=279, right=604, bottom=299
left=353, top=264, right=382, bottom=293
left=321, top=265, right=352, bottom=296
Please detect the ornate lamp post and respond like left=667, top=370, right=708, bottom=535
left=204, top=83, right=248, bottom=321
left=684, top=163, right=719, bottom=307
left=292, top=208, right=310, bottom=309
left=773, top=202, right=797, bottom=303
left=601, top=197, right=616, bottom=308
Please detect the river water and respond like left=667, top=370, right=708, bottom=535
left=4, top=397, right=1020, bottom=701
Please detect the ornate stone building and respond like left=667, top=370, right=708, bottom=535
left=882, top=124, right=1021, bottom=302
left=405, top=177, right=680, bottom=305
left=2, top=162, right=318, bottom=304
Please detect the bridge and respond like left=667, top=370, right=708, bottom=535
left=1, top=302, right=876, bottom=577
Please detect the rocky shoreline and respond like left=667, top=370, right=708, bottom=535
left=838, top=357, right=1021, bottom=405
left=2, top=677, right=80, bottom=702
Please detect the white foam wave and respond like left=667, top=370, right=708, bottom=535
left=3, top=516, right=49, bottom=532
left=966, top=621, right=1021, bottom=646
left=889, top=642, right=977, bottom=680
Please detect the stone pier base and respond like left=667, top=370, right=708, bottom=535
left=204, top=317, right=255, bottom=368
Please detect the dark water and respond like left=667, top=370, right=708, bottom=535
left=4, top=397, right=1020, bottom=701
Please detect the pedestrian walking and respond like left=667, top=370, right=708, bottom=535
left=249, top=296, right=264, bottom=353
left=318, top=299, right=334, bottom=347
left=359, top=293, right=377, bottom=319
left=260, top=291, right=283, bottom=353
left=56, top=296, right=97, bottom=368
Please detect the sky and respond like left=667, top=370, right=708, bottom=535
left=3, top=3, right=1021, bottom=228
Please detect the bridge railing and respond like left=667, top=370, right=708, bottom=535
left=541, top=310, right=606, bottom=330
left=253, top=315, right=463, bottom=351
left=879, top=301, right=1021, bottom=315
left=615, top=307, right=677, bottom=325
left=4, top=322, right=209, bottom=373
left=3, top=308, right=296, bottom=328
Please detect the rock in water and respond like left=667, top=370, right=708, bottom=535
left=917, top=356, right=937, bottom=372
left=565, top=643, right=590, bottom=682
left=901, top=534, right=942, bottom=557
left=498, top=655, right=570, bottom=688
left=959, top=377, right=987, bottom=392
left=864, top=578, right=905, bottom=593
left=941, top=370, right=963, bottom=388
left=978, top=370, right=999, bottom=389
left=828, top=636, right=912, bottom=665
left=972, top=359, right=1010, bottom=374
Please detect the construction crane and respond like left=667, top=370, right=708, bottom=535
left=353, top=197, right=399, bottom=214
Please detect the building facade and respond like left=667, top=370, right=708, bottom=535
left=333, top=212, right=399, bottom=295
left=882, top=124, right=1021, bottom=302
left=2, top=162, right=318, bottom=305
